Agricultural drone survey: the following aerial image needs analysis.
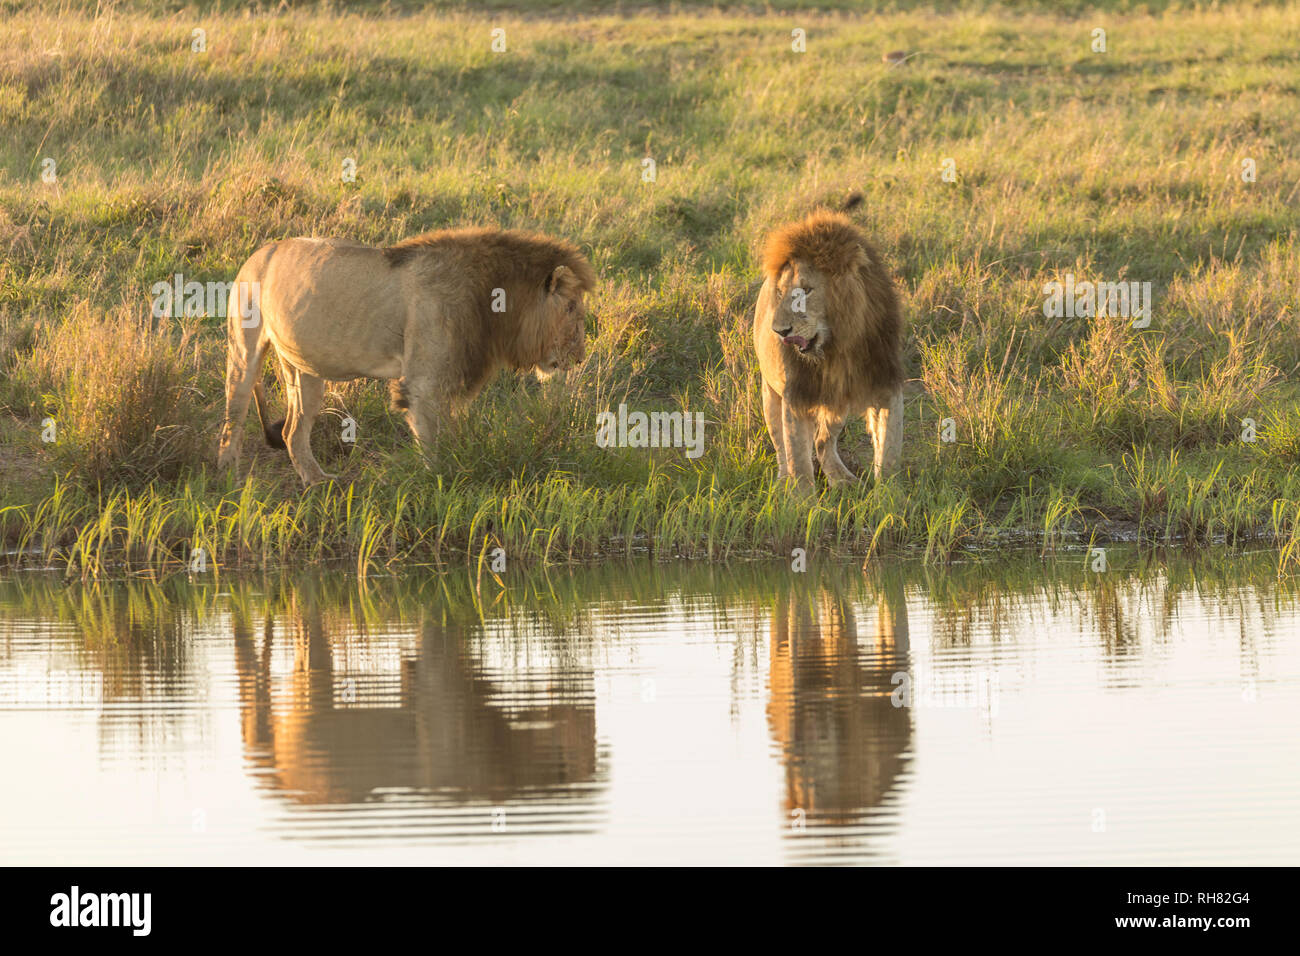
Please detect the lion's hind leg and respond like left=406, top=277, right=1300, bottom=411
left=280, top=364, right=333, bottom=486
left=217, top=321, right=270, bottom=473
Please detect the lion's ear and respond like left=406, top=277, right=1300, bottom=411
left=547, top=264, right=573, bottom=295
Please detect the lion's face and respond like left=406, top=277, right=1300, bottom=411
left=770, top=260, right=829, bottom=361
left=534, top=266, right=589, bottom=381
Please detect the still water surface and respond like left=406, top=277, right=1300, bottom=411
left=2, top=554, right=1298, bottom=865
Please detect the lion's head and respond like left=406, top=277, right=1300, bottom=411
left=532, top=262, right=592, bottom=381
left=764, top=258, right=833, bottom=362
left=385, top=227, right=597, bottom=385
left=761, top=210, right=881, bottom=366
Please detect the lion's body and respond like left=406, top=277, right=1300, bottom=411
left=217, top=228, right=595, bottom=485
left=753, top=209, right=904, bottom=486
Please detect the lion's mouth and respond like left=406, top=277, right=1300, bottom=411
left=782, top=332, right=819, bottom=354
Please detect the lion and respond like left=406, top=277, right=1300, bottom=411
left=216, top=227, right=596, bottom=485
left=752, top=198, right=904, bottom=488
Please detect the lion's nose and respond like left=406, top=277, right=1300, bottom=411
left=774, top=326, right=792, bottom=337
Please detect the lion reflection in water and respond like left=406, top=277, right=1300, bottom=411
left=232, top=603, right=597, bottom=804
left=766, top=580, right=912, bottom=825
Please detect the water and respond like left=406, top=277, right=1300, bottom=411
left=2, top=553, right=1298, bottom=865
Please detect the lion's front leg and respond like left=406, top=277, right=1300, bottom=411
left=815, top=413, right=857, bottom=485
left=780, top=404, right=817, bottom=490
left=761, top=381, right=788, bottom=478
left=866, top=389, right=904, bottom=479
left=402, top=379, right=450, bottom=469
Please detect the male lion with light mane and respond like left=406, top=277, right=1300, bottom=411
left=753, top=197, right=904, bottom=489
left=217, top=227, right=596, bottom=485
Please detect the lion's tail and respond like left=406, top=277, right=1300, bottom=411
left=253, top=382, right=287, bottom=450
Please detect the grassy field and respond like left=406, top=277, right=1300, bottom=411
left=2, top=1, right=1300, bottom=575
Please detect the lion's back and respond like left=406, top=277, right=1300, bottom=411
left=245, top=237, right=407, bottom=379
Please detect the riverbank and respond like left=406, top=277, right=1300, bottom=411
left=2, top=3, right=1299, bottom=575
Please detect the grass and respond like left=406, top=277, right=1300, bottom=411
left=2, top=1, right=1300, bottom=576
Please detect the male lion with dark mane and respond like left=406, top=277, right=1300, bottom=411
left=753, top=197, right=904, bottom=488
left=217, top=227, right=596, bottom=485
